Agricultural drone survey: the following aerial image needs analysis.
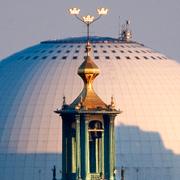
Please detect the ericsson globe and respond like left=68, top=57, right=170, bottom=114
left=0, top=37, right=180, bottom=180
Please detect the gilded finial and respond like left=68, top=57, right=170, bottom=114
left=86, top=42, right=92, bottom=56
left=110, top=95, right=115, bottom=109
left=75, top=96, right=83, bottom=110
left=75, top=103, right=81, bottom=110
left=80, top=95, right=83, bottom=104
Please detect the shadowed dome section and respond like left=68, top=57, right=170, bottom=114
left=41, top=36, right=120, bottom=44
left=41, top=36, right=140, bottom=44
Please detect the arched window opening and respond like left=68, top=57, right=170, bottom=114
left=88, top=120, right=103, bottom=173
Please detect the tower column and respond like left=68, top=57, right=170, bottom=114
left=85, top=117, right=90, bottom=179
left=62, top=118, right=67, bottom=180
left=75, top=114, right=81, bottom=180
left=101, top=124, right=105, bottom=178
left=81, top=114, right=89, bottom=180
left=109, top=115, right=116, bottom=180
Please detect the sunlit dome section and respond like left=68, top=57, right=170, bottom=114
left=0, top=36, right=180, bottom=180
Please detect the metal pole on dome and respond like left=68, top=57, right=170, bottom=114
left=68, top=7, right=109, bottom=56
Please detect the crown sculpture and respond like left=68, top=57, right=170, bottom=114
left=69, top=8, right=80, bottom=15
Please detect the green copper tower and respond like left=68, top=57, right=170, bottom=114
left=55, top=42, right=120, bottom=180
left=55, top=7, right=120, bottom=180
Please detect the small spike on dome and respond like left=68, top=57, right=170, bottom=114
left=63, top=96, right=66, bottom=106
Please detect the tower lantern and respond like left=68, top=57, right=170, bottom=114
left=55, top=8, right=120, bottom=180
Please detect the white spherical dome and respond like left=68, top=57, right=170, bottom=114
left=0, top=37, right=180, bottom=180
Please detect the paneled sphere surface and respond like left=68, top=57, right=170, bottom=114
left=0, top=37, right=180, bottom=180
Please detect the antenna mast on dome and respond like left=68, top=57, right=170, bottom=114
left=68, top=7, right=109, bottom=54
left=120, top=19, right=132, bottom=42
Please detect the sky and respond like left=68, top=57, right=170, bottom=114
left=0, top=0, right=180, bottom=60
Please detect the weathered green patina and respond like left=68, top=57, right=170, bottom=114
left=55, top=43, right=120, bottom=180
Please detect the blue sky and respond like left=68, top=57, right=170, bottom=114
left=0, top=0, right=180, bottom=60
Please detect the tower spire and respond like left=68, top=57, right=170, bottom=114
left=70, top=44, right=107, bottom=110
left=68, top=7, right=109, bottom=110
left=55, top=8, right=121, bottom=180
